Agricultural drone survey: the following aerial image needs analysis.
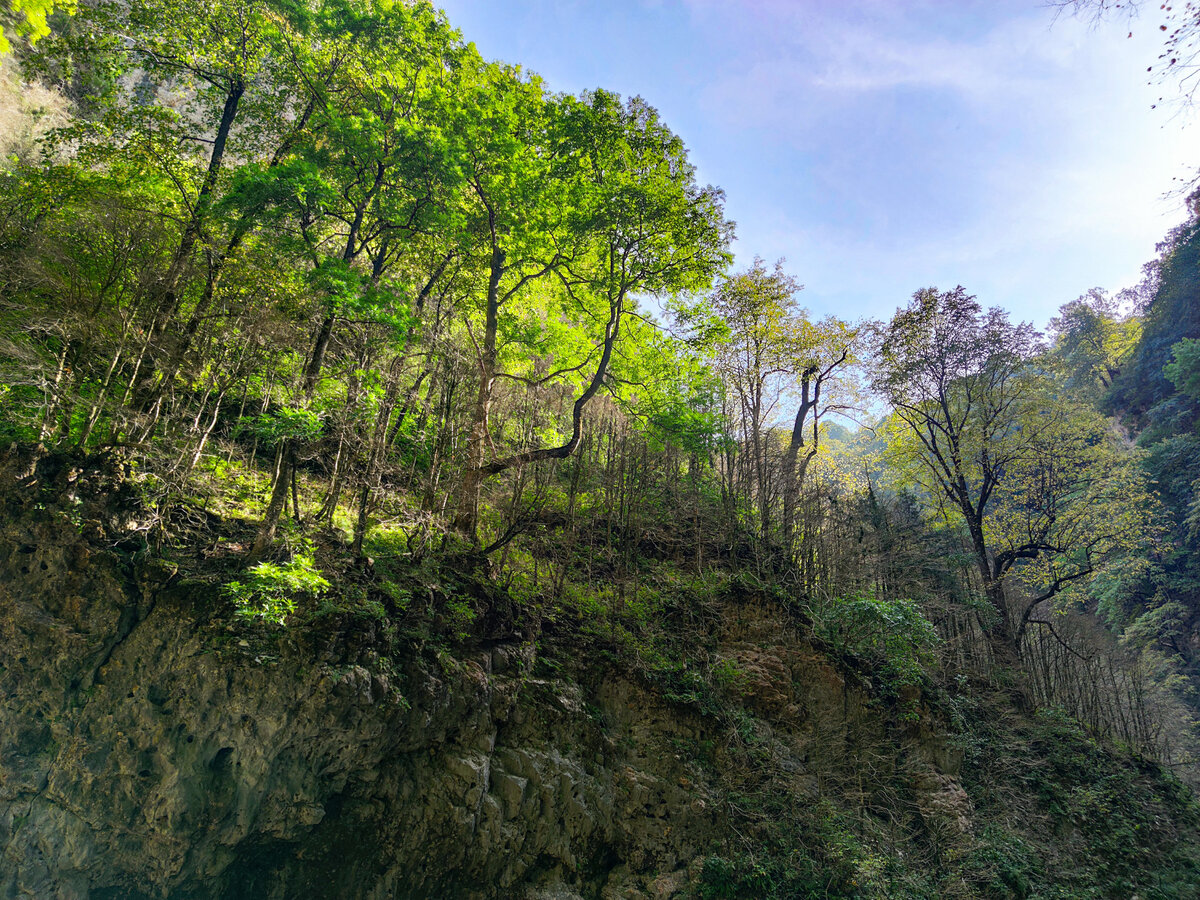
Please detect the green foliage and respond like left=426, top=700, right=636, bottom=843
left=612, top=322, right=727, bottom=455
left=241, top=407, right=322, bottom=445
left=814, top=592, right=939, bottom=701
left=697, top=845, right=849, bottom=899
left=954, top=826, right=1045, bottom=900
left=225, top=553, right=329, bottom=624
left=5, top=1, right=1200, bottom=896
left=876, top=285, right=1165, bottom=663
left=1022, top=709, right=1200, bottom=898
left=1049, top=288, right=1140, bottom=396
left=695, top=799, right=878, bottom=899
left=710, top=657, right=746, bottom=693
left=1122, top=597, right=1190, bottom=655
left=955, top=696, right=1200, bottom=900
left=673, top=257, right=859, bottom=537
left=1164, top=337, right=1200, bottom=402
left=0, top=0, right=74, bottom=53
left=439, top=596, right=477, bottom=641
left=1110, top=209, right=1200, bottom=421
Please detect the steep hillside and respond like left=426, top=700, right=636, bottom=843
left=2, top=449, right=1197, bottom=899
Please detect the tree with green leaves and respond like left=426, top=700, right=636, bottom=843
left=26, top=0, right=324, bottom=445
left=778, top=309, right=859, bottom=554
left=1110, top=196, right=1200, bottom=422
left=445, top=63, right=567, bottom=536
left=246, top=1, right=466, bottom=555
left=1049, top=288, right=1141, bottom=395
left=874, top=286, right=1160, bottom=678
left=451, top=87, right=732, bottom=536
left=682, top=259, right=856, bottom=547
left=108, top=0, right=294, bottom=346
left=702, top=260, right=801, bottom=538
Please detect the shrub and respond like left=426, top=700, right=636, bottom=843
left=225, top=553, right=330, bottom=624
left=814, top=592, right=940, bottom=704
left=239, top=406, right=323, bottom=445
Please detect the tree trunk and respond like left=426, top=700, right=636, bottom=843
left=142, top=79, right=246, bottom=378
left=982, top=577, right=1033, bottom=710
left=453, top=242, right=504, bottom=536
left=250, top=443, right=292, bottom=560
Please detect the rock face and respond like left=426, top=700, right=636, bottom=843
left=0, top=457, right=965, bottom=899
left=0, top=491, right=721, bottom=898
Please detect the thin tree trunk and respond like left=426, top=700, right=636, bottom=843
left=136, top=81, right=246, bottom=404
left=250, top=443, right=292, bottom=559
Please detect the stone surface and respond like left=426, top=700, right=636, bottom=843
left=0, top=513, right=721, bottom=897
left=0, top=454, right=966, bottom=899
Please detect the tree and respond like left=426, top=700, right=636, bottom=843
left=451, top=88, right=732, bottom=536
left=874, top=286, right=1159, bottom=678
left=444, top=63, right=571, bottom=536
left=709, top=261, right=800, bottom=538
left=29, top=0, right=324, bottom=442
left=248, top=0, right=465, bottom=556
left=779, top=309, right=859, bottom=553
left=111, top=0, right=292, bottom=345
left=283, top=1, right=463, bottom=396
left=1049, top=288, right=1141, bottom=395
left=1109, top=196, right=1200, bottom=422
left=684, top=259, right=856, bottom=547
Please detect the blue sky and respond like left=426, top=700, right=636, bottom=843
left=435, top=0, right=1197, bottom=327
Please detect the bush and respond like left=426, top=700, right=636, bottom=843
left=225, top=553, right=330, bottom=624
left=239, top=406, right=323, bottom=445
left=814, top=592, right=940, bottom=702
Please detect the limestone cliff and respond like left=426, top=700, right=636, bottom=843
left=1, top=453, right=1196, bottom=899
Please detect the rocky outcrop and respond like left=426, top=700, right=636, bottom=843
left=0, top=499, right=725, bottom=897
left=0, top=455, right=969, bottom=899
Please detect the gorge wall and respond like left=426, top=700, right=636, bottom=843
left=0, top=453, right=1193, bottom=899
